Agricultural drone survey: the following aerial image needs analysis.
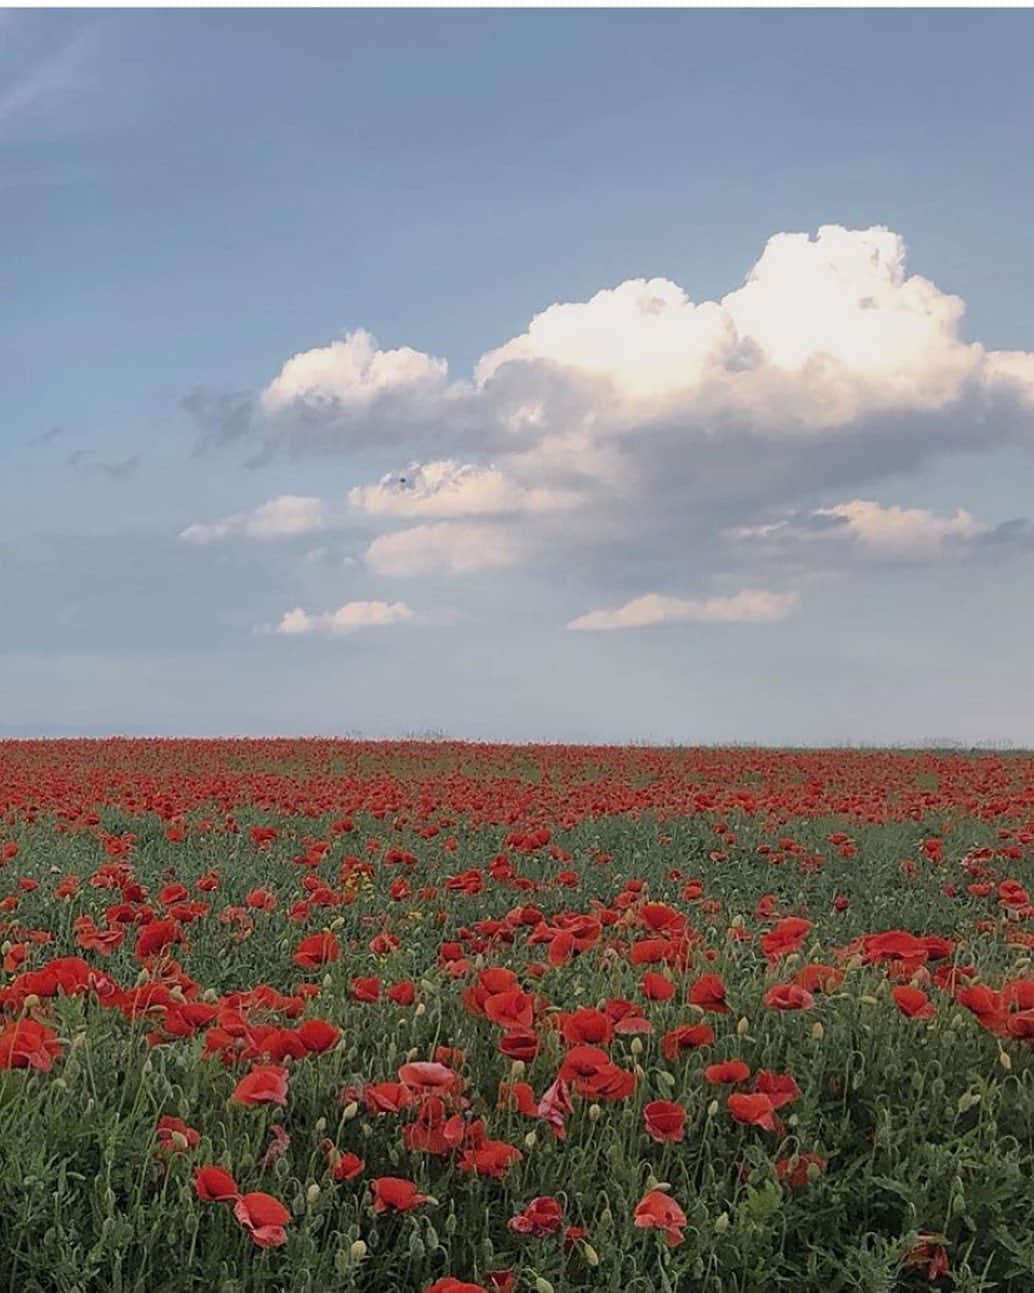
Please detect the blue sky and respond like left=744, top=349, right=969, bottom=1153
left=3, top=8, right=1034, bottom=742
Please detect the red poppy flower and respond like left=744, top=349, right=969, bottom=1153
left=498, top=1028, right=540, bottom=1062
left=727, top=1092, right=781, bottom=1132
left=688, top=973, right=729, bottom=1013
left=561, top=1007, right=614, bottom=1046
left=704, top=1059, right=751, bottom=1085
left=231, top=1065, right=289, bottom=1107
left=643, top=1099, right=686, bottom=1143
left=351, top=977, right=382, bottom=1003
left=633, top=1189, right=686, bottom=1247
left=423, top=1281, right=488, bottom=1293
left=371, top=1176, right=430, bottom=1213
left=398, top=1061, right=459, bottom=1094
left=194, top=1165, right=240, bottom=1202
left=0, top=1018, right=63, bottom=1072
left=388, top=979, right=416, bottom=1005
left=456, top=1127, right=523, bottom=1179
left=323, top=1144, right=365, bottom=1181
left=484, top=989, right=535, bottom=1030
left=497, top=1080, right=538, bottom=1117
left=763, top=983, right=816, bottom=1011
left=292, top=932, right=340, bottom=970
left=661, top=1022, right=714, bottom=1062
left=641, top=971, right=676, bottom=1002
left=753, top=1070, right=801, bottom=1108
left=134, top=919, right=184, bottom=961
left=233, top=1192, right=291, bottom=1247
left=891, top=985, right=936, bottom=1020
left=760, top=917, right=812, bottom=961
left=509, top=1196, right=563, bottom=1237
left=297, top=1018, right=342, bottom=1054
left=362, top=1081, right=414, bottom=1114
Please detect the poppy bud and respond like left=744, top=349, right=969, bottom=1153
left=306, top=1184, right=321, bottom=1204
left=330, top=917, right=345, bottom=930
left=999, top=1050, right=1012, bottom=1071
left=714, top=1211, right=730, bottom=1234
left=170, top=1131, right=189, bottom=1152
left=349, top=1240, right=367, bottom=1261
left=23, top=993, right=40, bottom=1010
left=737, top=1016, right=750, bottom=1036
left=341, top=1101, right=359, bottom=1120
left=707, top=1099, right=719, bottom=1117
left=630, top=1037, right=644, bottom=1055
left=510, top=1060, right=526, bottom=1079
left=322, top=974, right=333, bottom=990
left=524, top=1131, right=538, bottom=1149
left=588, top=1103, right=602, bottom=1122
left=810, top=1022, right=825, bottom=1041
left=414, top=1002, right=426, bottom=1017
left=859, top=995, right=878, bottom=1005
left=534, top=1280, right=554, bottom=1293
left=315, top=1118, right=327, bottom=1134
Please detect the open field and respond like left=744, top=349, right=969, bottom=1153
left=1, top=739, right=1032, bottom=1293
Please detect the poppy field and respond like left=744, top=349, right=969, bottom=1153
left=0, top=738, right=1032, bottom=1293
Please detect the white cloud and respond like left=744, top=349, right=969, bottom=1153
left=568, top=588, right=799, bottom=631
left=365, top=521, right=520, bottom=577
left=261, top=328, right=448, bottom=415
left=815, top=499, right=983, bottom=558
left=275, top=600, right=414, bottom=636
left=472, top=224, right=1012, bottom=432
left=730, top=498, right=987, bottom=562
left=250, top=224, right=1034, bottom=483
left=179, top=495, right=328, bottom=544
left=194, top=225, right=1034, bottom=625
left=349, top=459, right=578, bottom=519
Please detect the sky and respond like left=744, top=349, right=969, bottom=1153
left=3, top=7, right=1034, bottom=744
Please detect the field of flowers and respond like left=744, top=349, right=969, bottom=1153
left=0, top=739, right=1032, bottom=1293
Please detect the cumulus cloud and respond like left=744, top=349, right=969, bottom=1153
left=275, top=600, right=414, bottom=636
left=262, top=329, right=448, bottom=414
left=185, top=224, right=1034, bottom=627
left=252, top=226, right=1034, bottom=459
left=180, top=495, right=329, bottom=544
left=348, top=459, right=578, bottom=519
left=728, top=498, right=990, bottom=564
left=568, top=588, right=799, bottom=631
left=365, top=521, right=521, bottom=577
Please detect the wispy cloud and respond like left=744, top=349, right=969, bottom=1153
left=0, top=27, right=96, bottom=132
left=568, top=589, right=799, bottom=632
left=66, top=448, right=143, bottom=483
